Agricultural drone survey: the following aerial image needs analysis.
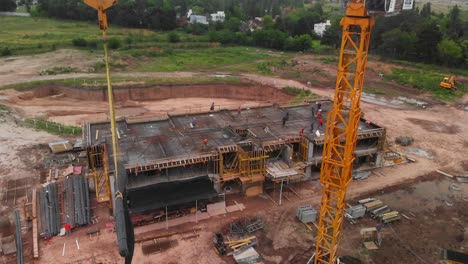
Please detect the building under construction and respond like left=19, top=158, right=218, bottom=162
left=84, top=100, right=386, bottom=213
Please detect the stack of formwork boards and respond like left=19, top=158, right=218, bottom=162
left=297, top=205, right=317, bottom=224
left=345, top=204, right=366, bottom=219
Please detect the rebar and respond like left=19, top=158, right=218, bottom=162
left=14, top=209, right=23, bottom=264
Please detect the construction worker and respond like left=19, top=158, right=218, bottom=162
left=318, top=117, right=324, bottom=127
left=190, top=118, right=197, bottom=128
left=299, top=128, right=304, bottom=135
left=317, top=109, right=322, bottom=118
left=64, top=223, right=72, bottom=236
left=282, top=116, right=287, bottom=126
left=42, top=229, right=51, bottom=244
left=317, top=102, right=322, bottom=111
left=45, top=189, right=50, bottom=206
left=203, top=138, right=208, bottom=149
left=310, top=121, right=315, bottom=132
left=210, top=102, right=215, bottom=111
left=237, top=107, right=241, bottom=115
left=311, top=105, right=315, bottom=117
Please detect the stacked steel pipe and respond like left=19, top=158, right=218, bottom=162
left=40, top=175, right=91, bottom=236
left=65, top=175, right=91, bottom=227
left=14, top=209, right=23, bottom=264
left=39, top=183, right=61, bottom=235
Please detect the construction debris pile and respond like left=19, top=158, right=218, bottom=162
left=229, top=216, right=265, bottom=237
left=213, top=216, right=266, bottom=263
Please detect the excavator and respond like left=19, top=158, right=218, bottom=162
left=440, top=75, right=457, bottom=90
left=313, top=0, right=413, bottom=263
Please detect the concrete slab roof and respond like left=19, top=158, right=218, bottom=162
left=85, top=100, right=383, bottom=169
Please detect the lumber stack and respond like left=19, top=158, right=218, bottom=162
left=225, top=236, right=257, bottom=253
left=380, top=211, right=400, bottom=223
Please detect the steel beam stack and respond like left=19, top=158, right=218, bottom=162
left=39, top=183, right=61, bottom=235
left=65, top=175, right=91, bottom=227
left=73, top=175, right=91, bottom=225
left=64, top=176, right=75, bottom=227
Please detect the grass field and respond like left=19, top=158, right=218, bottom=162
left=0, top=16, right=162, bottom=55
left=0, top=76, right=243, bottom=90
left=385, top=68, right=466, bottom=101
left=415, top=0, right=468, bottom=13
left=0, top=17, right=292, bottom=74
left=133, top=47, right=291, bottom=72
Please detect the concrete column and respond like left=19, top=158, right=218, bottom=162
left=211, top=174, right=223, bottom=193
left=375, top=152, right=384, bottom=168
left=308, top=142, right=314, bottom=161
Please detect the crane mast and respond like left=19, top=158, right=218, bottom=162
left=314, top=1, right=374, bottom=263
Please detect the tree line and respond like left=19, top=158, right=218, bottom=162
left=4, top=0, right=468, bottom=67
left=371, top=3, right=467, bottom=67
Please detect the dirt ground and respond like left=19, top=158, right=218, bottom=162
left=0, top=49, right=467, bottom=263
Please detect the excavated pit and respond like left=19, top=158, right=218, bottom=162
left=14, top=83, right=290, bottom=102
left=3, top=82, right=293, bottom=126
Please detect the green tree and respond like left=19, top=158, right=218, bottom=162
left=320, top=19, right=341, bottom=49
left=285, top=34, right=313, bottom=51
left=225, top=17, right=241, bottom=32
left=447, top=5, right=463, bottom=41
left=167, top=32, right=181, bottom=43
left=416, top=20, right=442, bottom=63
left=311, top=2, right=324, bottom=16
left=262, top=15, right=274, bottom=30
left=419, top=3, right=431, bottom=18
left=380, top=28, right=417, bottom=60
left=0, top=0, right=16, bottom=11
left=437, top=39, right=463, bottom=67
left=252, top=29, right=287, bottom=50
left=191, top=5, right=204, bottom=15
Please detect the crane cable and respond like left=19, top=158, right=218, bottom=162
left=101, top=31, right=122, bottom=200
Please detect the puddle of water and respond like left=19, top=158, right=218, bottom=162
left=397, top=96, right=428, bottom=107
left=361, top=93, right=429, bottom=109
left=375, top=178, right=468, bottom=213
left=405, top=147, right=433, bottom=159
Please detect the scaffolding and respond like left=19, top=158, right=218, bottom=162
left=86, top=144, right=111, bottom=205
left=238, top=149, right=268, bottom=180
left=298, top=135, right=309, bottom=162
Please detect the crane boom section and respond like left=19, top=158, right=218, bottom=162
left=314, top=3, right=374, bottom=264
left=83, top=0, right=117, bottom=32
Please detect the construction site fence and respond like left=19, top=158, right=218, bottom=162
left=23, top=118, right=82, bottom=135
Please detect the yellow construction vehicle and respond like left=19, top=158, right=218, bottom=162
left=313, top=0, right=413, bottom=263
left=440, top=75, right=457, bottom=90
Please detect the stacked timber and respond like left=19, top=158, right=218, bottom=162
left=362, top=199, right=383, bottom=211
left=380, top=211, right=400, bottom=223
left=225, top=236, right=257, bottom=254
left=358, top=198, right=400, bottom=223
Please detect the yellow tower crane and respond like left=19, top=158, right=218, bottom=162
left=83, top=0, right=119, bottom=206
left=84, top=2, right=135, bottom=262
left=314, top=1, right=413, bottom=263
